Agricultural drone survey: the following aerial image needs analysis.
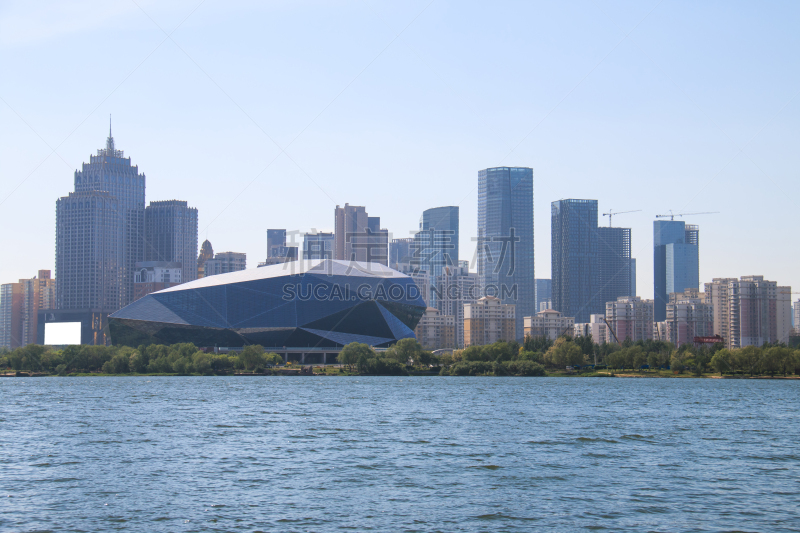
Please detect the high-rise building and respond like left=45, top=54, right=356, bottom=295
left=705, top=276, right=788, bottom=349
left=534, top=279, right=552, bottom=315
left=777, top=286, right=792, bottom=344
left=524, top=309, right=575, bottom=341
left=0, top=282, right=22, bottom=349
left=665, top=288, right=714, bottom=347
left=414, top=206, right=459, bottom=306
left=0, top=271, right=56, bottom=349
left=630, top=258, right=637, bottom=297
left=56, top=127, right=145, bottom=311
left=414, top=307, right=456, bottom=350
left=197, top=240, right=214, bottom=279
left=303, top=232, right=335, bottom=261
left=597, top=226, right=633, bottom=306
left=203, top=252, right=247, bottom=277
left=434, top=264, right=480, bottom=348
left=654, top=220, right=699, bottom=321
left=144, top=200, right=198, bottom=284
left=605, top=296, right=654, bottom=343
left=334, top=204, right=388, bottom=265
left=551, top=199, right=599, bottom=323
left=794, top=298, right=800, bottom=334
left=464, top=296, right=516, bottom=347
left=477, top=167, right=534, bottom=340
left=389, top=238, right=415, bottom=271
left=260, top=229, right=298, bottom=266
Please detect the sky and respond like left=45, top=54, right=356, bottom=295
left=1, top=0, right=799, bottom=300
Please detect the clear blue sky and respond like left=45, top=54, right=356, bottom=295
left=1, top=0, right=798, bottom=299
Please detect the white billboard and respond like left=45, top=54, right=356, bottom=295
left=44, top=322, right=82, bottom=346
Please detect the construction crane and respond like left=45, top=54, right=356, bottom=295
left=602, top=209, right=641, bottom=227
left=655, top=210, right=719, bottom=221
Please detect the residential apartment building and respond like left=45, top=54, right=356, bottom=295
left=334, top=204, right=388, bottom=265
left=434, top=265, right=480, bottom=348
left=706, top=276, right=791, bottom=349
left=665, top=288, right=714, bottom=347
left=133, top=262, right=183, bottom=300
left=573, top=314, right=609, bottom=344
left=605, top=296, right=654, bottom=343
left=464, top=296, right=516, bottom=347
left=524, top=309, right=575, bottom=341
left=0, top=270, right=56, bottom=349
left=203, top=252, right=247, bottom=277
left=414, top=307, right=456, bottom=350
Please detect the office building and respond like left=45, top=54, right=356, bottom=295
left=56, top=127, right=145, bottom=312
left=464, top=296, right=516, bottom=347
left=414, top=206, right=459, bottom=305
left=334, top=204, right=388, bottom=265
left=597, top=226, right=633, bottom=305
left=630, top=258, right=637, bottom=297
left=605, top=296, right=654, bottom=343
left=144, top=200, right=198, bottom=284
left=551, top=199, right=600, bottom=323
left=706, top=276, right=791, bottom=349
left=134, top=261, right=183, bottom=300
left=197, top=240, right=214, bottom=279
left=434, top=264, right=480, bottom=348
left=477, top=167, right=534, bottom=340
left=414, top=307, right=456, bottom=350
left=534, top=279, right=552, bottom=316
left=574, top=314, right=609, bottom=344
left=524, top=309, right=575, bottom=341
left=389, top=238, right=415, bottom=271
left=203, top=252, right=247, bottom=277
left=654, top=220, right=699, bottom=321
left=303, top=232, right=335, bottom=261
left=265, top=229, right=299, bottom=265
left=665, top=288, right=714, bottom=347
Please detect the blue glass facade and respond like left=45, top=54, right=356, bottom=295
left=477, top=168, right=534, bottom=340
left=414, top=206, right=459, bottom=305
left=551, top=199, right=600, bottom=324
left=653, top=221, right=699, bottom=321
left=109, top=259, right=426, bottom=348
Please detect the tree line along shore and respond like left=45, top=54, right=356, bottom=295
left=1, top=335, right=799, bottom=378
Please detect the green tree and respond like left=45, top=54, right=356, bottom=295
left=670, top=351, right=686, bottom=374
left=338, top=342, right=374, bottom=371
left=647, top=351, right=660, bottom=372
left=735, top=346, right=762, bottom=376
left=544, top=338, right=585, bottom=368
left=192, top=352, right=213, bottom=375
left=239, top=345, right=267, bottom=371
left=710, top=349, right=732, bottom=375
left=384, top=338, right=422, bottom=365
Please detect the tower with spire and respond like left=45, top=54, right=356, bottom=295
left=56, top=123, right=146, bottom=314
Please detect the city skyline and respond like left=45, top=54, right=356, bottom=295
left=1, top=1, right=799, bottom=302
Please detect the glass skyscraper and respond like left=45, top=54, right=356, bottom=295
left=477, top=167, right=534, bottom=340
left=654, top=220, right=699, bottom=321
left=597, top=226, right=633, bottom=307
left=413, top=206, right=459, bottom=305
left=56, top=128, right=145, bottom=311
left=144, top=200, right=198, bottom=284
left=551, top=199, right=600, bottom=324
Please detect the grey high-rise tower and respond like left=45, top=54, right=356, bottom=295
left=654, top=220, right=699, bottom=321
left=144, top=200, right=198, bottom=283
left=551, top=199, right=600, bottom=324
left=477, top=167, right=534, bottom=340
left=56, top=125, right=145, bottom=311
left=597, top=226, right=633, bottom=306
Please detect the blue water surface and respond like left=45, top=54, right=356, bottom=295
left=1, top=376, right=798, bottom=532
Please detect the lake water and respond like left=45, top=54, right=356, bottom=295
left=1, top=376, right=798, bottom=532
